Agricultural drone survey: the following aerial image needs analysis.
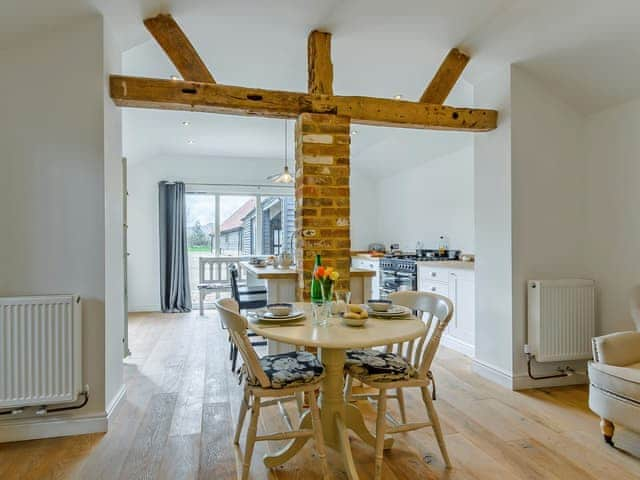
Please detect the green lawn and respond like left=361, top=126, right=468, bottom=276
left=188, top=245, right=212, bottom=253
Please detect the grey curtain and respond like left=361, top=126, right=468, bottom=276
left=159, top=181, right=192, bottom=312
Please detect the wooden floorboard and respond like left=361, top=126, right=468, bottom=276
left=118, top=392, right=178, bottom=480
left=1, top=310, right=639, bottom=479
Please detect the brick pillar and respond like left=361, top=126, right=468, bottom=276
left=295, top=113, right=351, bottom=301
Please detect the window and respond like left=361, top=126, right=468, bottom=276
left=219, top=195, right=255, bottom=256
left=261, top=196, right=294, bottom=255
left=185, top=194, right=217, bottom=303
left=184, top=185, right=294, bottom=305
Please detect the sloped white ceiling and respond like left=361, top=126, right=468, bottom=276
left=4, top=0, right=640, bottom=173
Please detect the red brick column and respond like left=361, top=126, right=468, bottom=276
left=295, top=113, right=351, bottom=301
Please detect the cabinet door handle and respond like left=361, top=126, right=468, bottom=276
left=431, top=287, right=436, bottom=292
left=431, top=272, right=436, bottom=277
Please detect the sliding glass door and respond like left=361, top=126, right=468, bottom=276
left=185, top=185, right=294, bottom=307
left=185, top=193, right=216, bottom=302
left=261, top=196, right=295, bottom=255
left=219, top=195, right=256, bottom=256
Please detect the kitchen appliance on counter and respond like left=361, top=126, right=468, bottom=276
left=416, top=249, right=461, bottom=260
left=367, top=243, right=386, bottom=254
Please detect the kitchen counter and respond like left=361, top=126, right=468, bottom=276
left=351, top=253, right=384, bottom=261
left=241, top=261, right=375, bottom=355
left=416, top=260, right=475, bottom=270
left=241, top=262, right=375, bottom=279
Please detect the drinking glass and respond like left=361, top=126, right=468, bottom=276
left=332, top=290, right=352, bottom=315
left=311, top=301, right=330, bottom=327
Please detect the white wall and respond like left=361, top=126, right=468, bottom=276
left=126, top=154, right=287, bottom=311
left=0, top=16, right=121, bottom=431
left=472, top=65, right=640, bottom=389
left=103, top=20, right=125, bottom=412
left=585, top=98, right=640, bottom=334
left=350, top=167, right=379, bottom=250
left=372, top=146, right=474, bottom=252
left=510, top=66, right=588, bottom=381
left=472, top=66, right=514, bottom=380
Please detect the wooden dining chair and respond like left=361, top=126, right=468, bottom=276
left=343, top=292, right=454, bottom=479
left=215, top=298, right=330, bottom=480
left=228, top=264, right=268, bottom=372
left=345, top=290, right=441, bottom=422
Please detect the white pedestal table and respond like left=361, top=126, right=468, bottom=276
left=248, top=303, right=427, bottom=480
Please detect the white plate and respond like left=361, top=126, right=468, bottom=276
left=364, top=305, right=412, bottom=318
left=255, top=310, right=305, bottom=322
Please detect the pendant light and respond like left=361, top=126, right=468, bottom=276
left=267, top=120, right=293, bottom=183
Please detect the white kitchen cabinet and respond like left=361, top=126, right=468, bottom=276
left=447, top=269, right=475, bottom=349
left=418, top=262, right=475, bottom=358
left=351, top=256, right=380, bottom=299
left=418, top=280, right=449, bottom=297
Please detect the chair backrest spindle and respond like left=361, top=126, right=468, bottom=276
left=229, top=264, right=241, bottom=302
left=388, top=291, right=454, bottom=378
left=216, top=297, right=270, bottom=388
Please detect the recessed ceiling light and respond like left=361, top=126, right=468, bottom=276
left=393, top=94, right=403, bottom=100
left=182, top=121, right=190, bottom=126
left=170, top=75, right=179, bottom=81
left=187, top=139, right=195, bottom=144
left=350, top=130, right=358, bottom=136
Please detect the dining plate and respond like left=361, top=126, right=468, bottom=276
left=255, top=310, right=305, bottom=322
left=364, top=304, right=412, bottom=318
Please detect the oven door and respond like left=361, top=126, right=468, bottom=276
left=379, top=286, right=395, bottom=299
left=394, top=273, right=415, bottom=292
left=381, top=271, right=415, bottom=295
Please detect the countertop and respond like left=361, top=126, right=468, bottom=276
left=417, top=260, right=475, bottom=270
left=351, top=253, right=384, bottom=261
left=241, top=262, right=375, bottom=279
left=352, top=253, right=474, bottom=270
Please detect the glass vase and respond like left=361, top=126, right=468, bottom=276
left=320, top=280, right=334, bottom=302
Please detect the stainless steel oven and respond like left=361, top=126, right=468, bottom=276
left=379, top=256, right=417, bottom=298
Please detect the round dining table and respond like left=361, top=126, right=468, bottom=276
left=249, top=302, right=427, bottom=480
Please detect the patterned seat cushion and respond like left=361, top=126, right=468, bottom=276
left=345, top=349, right=417, bottom=382
left=251, top=351, right=325, bottom=389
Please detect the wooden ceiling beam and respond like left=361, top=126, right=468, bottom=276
left=144, top=13, right=215, bottom=83
left=110, top=75, right=497, bottom=131
left=308, top=30, right=333, bottom=95
left=420, top=48, right=469, bottom=104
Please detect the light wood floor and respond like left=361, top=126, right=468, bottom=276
left=1, top=311, right=639, bottom=480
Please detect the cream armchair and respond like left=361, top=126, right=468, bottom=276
left=630, top=285, right=640, bottom=330
left=588, top=331, right=640, bottom=445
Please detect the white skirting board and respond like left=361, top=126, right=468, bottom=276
left=472, top=358, right=588, bottom=391
left=440, top=335, right=475, bottom=358
left=128, top=304, right=161, bottom=313
left=0, top=384, right=126, bottom=443
left=106, top=384, right=127, bottom=418
left=512, top=371, right=587, bottom=390
left=472, top=358, right=514, bottom=389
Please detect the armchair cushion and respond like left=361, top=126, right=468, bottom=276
left=592, top=331, right=640, bottom=366
left=589, top=361, right=640, bottom=404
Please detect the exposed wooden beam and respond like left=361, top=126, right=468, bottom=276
left=307, top=30, right=333, bottom=95
left=420, top=48, right=469, bottom=104
left=110, top=75, right=497, bottom=131
left=143, top=13, right=215, bottom=83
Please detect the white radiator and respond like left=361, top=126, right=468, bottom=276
left=0, top=295, right=82, bottom=408
left=527, top=279, right=595, bottom=362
